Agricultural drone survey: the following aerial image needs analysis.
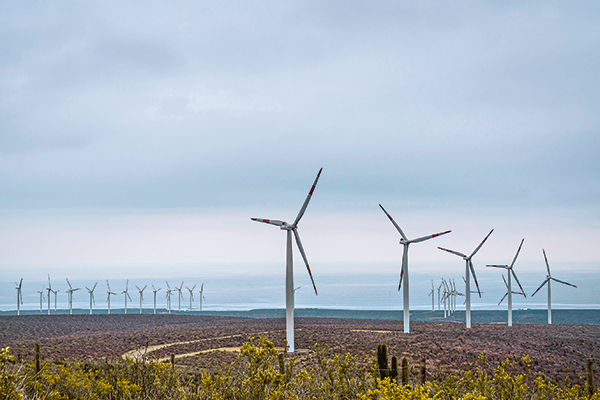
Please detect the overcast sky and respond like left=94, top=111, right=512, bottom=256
left=1, top=1, right=599, bottom=278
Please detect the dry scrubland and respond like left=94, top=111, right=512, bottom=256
left=0, top=314, right=598, bottom=387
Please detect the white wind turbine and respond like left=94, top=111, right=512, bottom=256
left=531, top=249, right=577, bottom=324
left=198, top=283, right=204, bottom=312
left=487, top=238, right=526, bottom=327
left=66, top=278, right=80, bottom=315
left=37, top=286, right=45, bottom=313
left=52, top=289, right=59, bottom=311
left=175, top=282, right=184, bottom=312
left=437, top=281, right=443, bottom=310
left=428, top=280, right=435, bottom=311
left=86, top=283, right=98, bottom=315
left=106, top=281, right=117, bottom=314
left=152, top=285, right=161, bottom=314
left=252, top=168, right=322, bottom=352
left=122, top=280, right=132, bottom=314
left=186, top=285, right=196, bottom=311
left=46, top=275, right=53, bottom=315
left=15, top=279, right=23, bottom=316
left=379, top=204, right=451, bottom=333
left=165, top=281, right=173, bottom=313
left=136, top=285, right=146, bottom=314
left=439, top=229, right=493, bottom=328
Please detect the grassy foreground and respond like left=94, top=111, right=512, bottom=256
left=1, top=336, right=598, bottom=400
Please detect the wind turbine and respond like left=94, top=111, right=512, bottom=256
left=122, top=280, right=132, bottom=314
left=439, top=229, right=493, bottom=328
left=428, top=280, right=435, bottom=311
left=487, top=238, right=526, bottom=327
left=437, top=281, right=443, bottom=310
left=106, top=281, right=117, bottom=314
left=46, top=275, right=53, bottom=315
left=136, top=285, right=146, bottom=314
left=152, top=285, right=161, bottom=314
left=66, top=278, right=80, bottom=315
left=52, top=289, right=59, bottom=311
left=37, top=286, right=45, bottom=313
left=186, top=285, right=196, bottom=311
left=175, top=282, right=184, bottom=312
left=165, top=281, right=173, bottom=313
left=15, top=279, right=23, bottom=316
left=531, top=249, right=577, bottom=324
left=86, top=283, right=97, bottom=315
left=379, top=204, right=451, bottom=333
left=251, top=168, right=322, bottom=352
left=198, top=283, right=204, bottom=312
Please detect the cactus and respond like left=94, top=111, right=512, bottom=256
left=402, top=357, right=408, bottom=385
left=278, top=353, right=285, bottom=375
left=35, top=343, right=40, bottom=374
left=170, top=354, right=175, bottom=366
left=587, top=358, right=594, bottom=397
left=377, top=344, right=389, bottom=379
left=390, top=356, right=398, bottom=382
left=420, top=357, right=426, bottom=384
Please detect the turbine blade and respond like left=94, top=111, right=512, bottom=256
left=293, top=168, right=323, bottom=226
left=502, top=274, right=509, bottom=290
left=438, top=247, right=467, bottom=258
left=551, top=277, right=577, bottom=288
left=92, top=282, right=97, bottom=291
left=498, top=292, right=508, bottom=305
left=66, top=278, right=72, bottom=289
left=251, top=218, right=285, bottom=226
left=510, top=238, right=525, bottom=268
left=543, top=249, right=551, bottom=276
left=470, top=229, right=494, bottom=258
left=511, top=268, right=526, bottom=297
left=293, top=229, right=318, bottom=295
left=398, top=249, right=408, bottom=291
left=398, top=266, right=404, bottom=291
left=469, top=260, right=482, bottom=297
left=379, top=204, right=407, bottom=241
left=487, top=265, right=508, bottom=269
left=531, top=279, right=549, bottom=297
left=410, top=230, right=451, bottom=244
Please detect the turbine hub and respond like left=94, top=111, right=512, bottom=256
left=280, top=222, right=293, bottom=231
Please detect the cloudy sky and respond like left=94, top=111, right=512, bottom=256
left=1, top=1, right=599, bottom=279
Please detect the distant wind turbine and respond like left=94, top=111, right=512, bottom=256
left=428, top=280, right=435, bottom=311
left=122, top=280, right=132, bottom=314
left=165, top=281, right=173, bottom=313
left=531, top=249, right=577, bottom=324
left=379, top=204, right=451, bottom=333
left=175, top=282, right=184, bottom=312
left=37, top=286, right=45, bottom=313
left=136, top=285, right=146, bottom=314
left=106, top=281, right=117, bottom=314
left=252, top=168, right=322, bottom=352
left=15, top=279, right=23, bottom=316
left=198, top=283, right=204, bottom=312
left=152, top=285, right=161, bottom=314
left=439, top=229, right=493, bottom=328
left=487, top=238, right=526, bottom=327
left=498, top=274, right=525, bottom=306
left=186, top=285, right=196, bottom=311
left=52, top=289, right=59, bottom=311
left=86, top=283, right=98, bottom=315
left=66, top=278, right=80, bottom=315
left=46, top=275, right=53, bottom=315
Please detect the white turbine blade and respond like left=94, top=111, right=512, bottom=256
left=136, top=285, right=141, bottom=291
left=66, top=278, right=72, bottom=289
left=378, top=204, right=407, bottom=241
left=531, top=278, right=549, bottom=297
left=127, top=292, right=132, bottom=301
left=498, top=292, right=508, bottom=305
left=410, top=230, right=451, bottom=244
left=106, top=280, right=110, bottom=290
left=251, top=218, right=285, bottom=226
left=510, top=238, right=525, bottom=269
left=293, top=229, right=318, bottom=295
left=551, top=277, right=577, bottom=288
left=469, top=260, right=482, bottom=297
left=543, top=249, right=551, bottom=276
left=18, top=278, right=23, bottom=289
left=487, top=264, right=508, bottom=269
left=438, top=247, right=467, bottom=258
left=201, top=283, right=204, bottom=292
left=502, top=274, right=509, bottom=290
left=142, top=285, right=147, bottom=292
left=470, top=229, right=494, bottom=258
left=398, top=252, right=406, bottom=291
left=511, top=268, right=526, bottom=297
left=92, top=282, right=97, bottom=292
left=191, top=284, right=196, bottom=291
left=293, top=168, right=323, bottom=226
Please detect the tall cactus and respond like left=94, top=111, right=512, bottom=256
left=587, top=358, right=595, bottom=397
left=390, top=356, right=398, bottom=382
left=402, top=357, right=408, bottom=385
left=377, top=344, right=389, bottom=379
left=420, top=357, right=427, bottom=384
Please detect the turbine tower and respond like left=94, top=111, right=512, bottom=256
left=186, top=285, right=196, bottom=310
left=428, top=280, right=435, bottom=311
left=175, top=282, right=184, bottom=312
left=251, top=168, right=322, bottom=352
left=379, top=204, right=451, bottom=333
left=439, top=229, right=493, bottom=328
left=136, top=285, right=147, bottom=314
left=46, top=275, right=53, bottom=315
left=106, top=281, right=117, bottom=314
left=15, top=279, right=23, bottom=316
left=487, top=238, right=526, bottom=327
left=86, top=283, right=97, bottom=315
left=198, top=283, right=204, bottom=312
left=122, top=280, right=132, bottom=314
left=531, top=249, right=577, bottom=324
left=152, top=285, right=161, bottom=314
left=66, top=278, right=80, bottom=315
left=37, top=286, right=45, bottom=313
left=165, top=281, right=173, bottom=313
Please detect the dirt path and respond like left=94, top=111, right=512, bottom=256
left=121, top=334, right=243, bottom=360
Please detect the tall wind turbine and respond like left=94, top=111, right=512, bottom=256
left=186, top=285, right=196, bottom=310
left=37, top=286, right=45, bottom=313
left=531, top=249, right=577, bottom=324
left=66, top=278, right=80, bottom=315
left=106, top=281, right=117, bottom=314
left=136, top=285, right=146, bottom=314
left=379, top=204, right=451, bottom=333
left=122, top=280, right=132, bottom=314
left=165, top=281, right=173, bottom=313
left=439, top=229, right=493, bottom=328
left=152, top=285, right=161, bottom=314
left=52, top=289, right=59, bottom=311
left=15, top=279, right=23, bottom=316
left=86, top=283, right=97, bottom=315
left=175, top=282, right=184, bottom=312
left=46, top=275, right=53, bottom=315
left=198, top=283, right=204, bottom=312
left=487, top=238, right=526, bottom=327
left=428, top=280, right=435, bottom=311
left=251, top=168, right=322, bottom=352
